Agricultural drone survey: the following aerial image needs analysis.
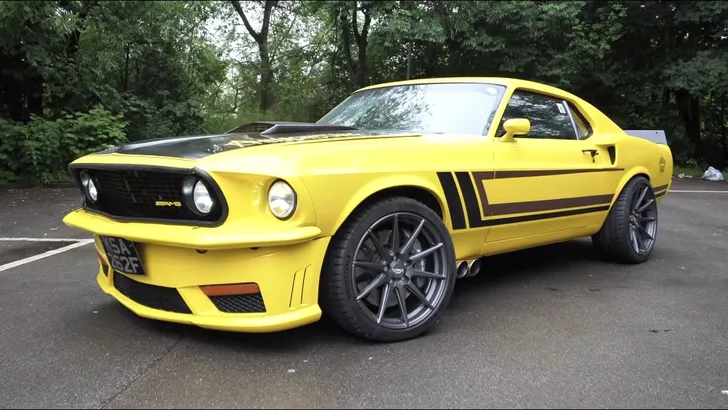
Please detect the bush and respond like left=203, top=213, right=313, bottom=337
left=0, top=105, right=128, bottom=184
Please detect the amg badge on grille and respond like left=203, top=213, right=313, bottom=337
left=154, top=201, right=183, bottom=207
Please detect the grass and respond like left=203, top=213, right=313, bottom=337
left=673, top=165, right=706, bottom=177
left=674, top=164, right=728, bottom=181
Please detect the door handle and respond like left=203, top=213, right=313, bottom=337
left=582, top=149, right=599, bottom=163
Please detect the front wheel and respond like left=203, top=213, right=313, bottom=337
left=320, top=197, right=457, bottom=342
left=592, top=176, right=659, bottom=264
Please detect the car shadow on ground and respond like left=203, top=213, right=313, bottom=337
left=104, top=238, right=614, bottom=351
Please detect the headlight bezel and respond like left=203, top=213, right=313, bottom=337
left=182, top=176, right=217, bottom=216
left=267, top=179, right=298, bottom=220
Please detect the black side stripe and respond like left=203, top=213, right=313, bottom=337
left=455, top=171, right=487, bottom=228
left=484, top=205, right=611, bottom=227
left=451, top=171, right=611, bottom=229
left=436, top=172, right=467, bottom=230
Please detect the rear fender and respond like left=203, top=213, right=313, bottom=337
left=622, top=129, right=673, bottom=197
left=609, top=166, right=651, bottom=208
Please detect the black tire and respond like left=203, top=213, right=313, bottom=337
left=592, top=176, right=659, bottom=264
left=319, top=196, right=457, bottom=342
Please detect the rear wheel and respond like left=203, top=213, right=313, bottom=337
left=592, top=176, right=658, bottom=264
left=320, top=197, right=457, bottom=342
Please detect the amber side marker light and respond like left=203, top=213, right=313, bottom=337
left=200, top=283, right=260, bottom=296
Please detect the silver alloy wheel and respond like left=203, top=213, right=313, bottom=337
left=628, top=185, right=658, bottom=254
left=350, top=211, right=449, bottom=330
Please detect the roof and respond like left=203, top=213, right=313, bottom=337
left=355, top=77, right=579, bottom=101
left=354, top=76, right=625, bottom=136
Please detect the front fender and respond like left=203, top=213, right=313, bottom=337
left=302, top=173, right=447, bottom=237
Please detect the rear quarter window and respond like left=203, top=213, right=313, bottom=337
left=567, top=102, right=593, bottom=139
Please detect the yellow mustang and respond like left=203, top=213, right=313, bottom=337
left=63, top=77, right=673, bottom=342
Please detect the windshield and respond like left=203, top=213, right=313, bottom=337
left=317, top=82, right=506, bottom=135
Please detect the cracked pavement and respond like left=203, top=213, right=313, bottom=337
left=1, top=179, right=728, bottom=409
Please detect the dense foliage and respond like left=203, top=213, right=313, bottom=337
left=1, top=0, right=727, bottom=184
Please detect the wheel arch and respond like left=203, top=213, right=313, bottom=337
left=327, top=176, right=448, bottom=238
left=609, top=167, right=652, bottom=208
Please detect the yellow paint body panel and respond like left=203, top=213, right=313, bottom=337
left=91, top=234, right=329, bottom=332
left=64, top=77, right=673, bottom=334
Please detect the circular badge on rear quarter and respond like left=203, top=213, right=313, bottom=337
left=320, top=197, right=457, bottom=343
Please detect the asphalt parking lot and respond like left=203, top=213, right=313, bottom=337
left=1, top=178, right=727, bottom=409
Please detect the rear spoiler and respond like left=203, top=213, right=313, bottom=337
left=624, top=130, right=667, bottom=145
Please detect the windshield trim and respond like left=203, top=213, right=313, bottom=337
left=350, top=81, right=505, bottom=96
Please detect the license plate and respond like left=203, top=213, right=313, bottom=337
left=99, top=236, right=146, bottom=275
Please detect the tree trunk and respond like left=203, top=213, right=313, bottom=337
left=122, top=44, right=130, bottom=92
left=66, top=1, right=95, bottom=56
left=0, top=49, right=27, bottom=122
left=22, top=20, right=45, bottom=120
left=721, top=96, right=727, bottom=168
left=55, top=0, right=96, bottom=111
left=355, top=41, right=367, bottom=89
left=660, top=86, right=670, bottom=123
left=352, top=3, right=370, bottom=89
left=26, top=72, right=44, bottom=118
left=338, top=8, right=356, bottom=86
left=676, top=90, right=701, bottom=160
left=339, top=1, right=371, bottom=89
left=258, top=42, right=274, bottom=112
left=230, top=0, right=277, bottom=113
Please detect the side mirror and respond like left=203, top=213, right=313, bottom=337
left=499, top=118, right=530, bottom=142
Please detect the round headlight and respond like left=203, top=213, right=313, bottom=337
left=192, top=180, right=214, bottom=214
left=80, top=171, right=98, bottom=203
left=268, top=180, right=296, bottom=219
left=87, top=179, right=98, bottom=202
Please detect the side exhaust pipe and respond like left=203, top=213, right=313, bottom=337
left=456, top=260, right=470, bottom=279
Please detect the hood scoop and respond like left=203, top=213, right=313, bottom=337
left=226, top=121, right=359, bottom=137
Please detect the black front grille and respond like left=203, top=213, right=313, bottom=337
left=113, top=272, right=192, bottom=314
left=209, top=294, right=266, bottom=313
left=78, top=168, right=224, bottom=223
left=91, top=169, right=187, bottom=219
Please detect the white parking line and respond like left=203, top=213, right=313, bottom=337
left=0, top=239, right=94, bottom=272
left=669, top=190, right=728, bottom=194
left=0, top=237, right=90, bottom=242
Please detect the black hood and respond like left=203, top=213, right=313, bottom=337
left=97, top=122, right=375, bottom=159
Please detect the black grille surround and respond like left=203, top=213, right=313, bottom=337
left=209, top=294, right=267, bottom=313
left=113, top=271, right=192, bottom=314
left=70, top=164, right=228, bottom=226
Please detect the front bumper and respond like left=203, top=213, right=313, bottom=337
left=68, top=210, right=330, bottom=333
left=64, top=209, right=322, bottom=250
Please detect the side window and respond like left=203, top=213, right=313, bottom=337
left=567, top=102, right=593, bottom=139
left=497, top=90, right=577, bottom=140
